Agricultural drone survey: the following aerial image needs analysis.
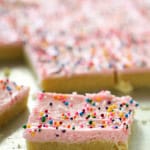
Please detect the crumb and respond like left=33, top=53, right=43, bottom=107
left=115, top=80, right=133, bottom=93
left=18, top=144, right=21, bottom=149
left=141, top=120, right=147, bottom=125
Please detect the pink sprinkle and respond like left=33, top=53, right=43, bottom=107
left=67, top=112, right=71, bottom=116
left=80, top=124, right=84, bottom=128
left=38, top=93, right=44, bottom=100
left=75, top=112, right=78, bottom=115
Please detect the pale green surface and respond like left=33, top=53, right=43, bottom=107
left=0, top=65, right=150, bottom=150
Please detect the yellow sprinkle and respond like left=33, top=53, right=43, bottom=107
left=16, top=86, right=21, bottom=91
left=27, top=124, right=31, bottom=128
left=40, top=112, right=44, bottom=117
left=103, top=124, right=107, bottom=128
left=119, top=112, right=124, bottom=118
left=31, top=131, right=36, bottom=137
left=112, top=104, right=117, bottom=109
left=107, top=107, right=113, bottom=112
left=92, top=122, right=96, bottom=127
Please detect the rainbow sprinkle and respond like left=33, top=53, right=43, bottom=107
left=23, top=91, right=139, bottom=137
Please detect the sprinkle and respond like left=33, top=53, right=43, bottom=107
left=22, top=125, right=27, bottom=129
left=40, top=112, right=44, bottom=117
left=88, top=120, right=93, bottom=125
left=129, top=99, right=134, bottom=104
left=79, top=111, right=84, bottom=116
left=80, top=124, right=84, bottom=128
left=98, top=107, right=101, bottom=110
left=86, top=98, right=92, bottom=103
left=72, top=126, right=75, bottom=130
left=119, top=112, right=124, bottom=118
left=38, top=129, right=42, bottom=132
left=70, top=117, right=73, bottom=120
left=41, top=116, right=46, bottom=122
left=63, top=101, right=69, bottom=106
left=45, top=114, right=48, bottom=118
left=62, top=129, right=66, bottom=133
left=38, top=124, right=42, bottom=128
left=92, top=102, right=96, bottom=106
left=129, top=110, right=132, bottom=114
left=6, top=86, right=12, bottom=91
left=16, top=86, right=21, bottom=91
left=114, top=126, right=118, bottom=129
left=120, top=104, right=123, bottom=107
left=135, top=103, right=139, bottom=107
left=49, top=102, right=53, bottom=106
left=125, top=114, right=129, bottom=118
left=100, top=125, right=105, bottom=128
left=54, top=121, right=60, bottom=127
left=59, top=121, right=63, bottom=125
left=45, top=110, right=48, bottom=113
left=49, top=119, right=53, bottom=125
left=86, top=114, right=90, bottom=119
left=126, top=104, right=129, bottom=107
left=107, top=101, right=111, bottom=105
left=38, top=93, right=44, bottom=100
left=56, top=134, right=59, bottom=137
left=101, top=114, right=104, bottom=118
left=75, top=112, right=78, bottom=116
left=27, top=124, right=31, bottom=128
left=31, top=131, right=36, bottom=137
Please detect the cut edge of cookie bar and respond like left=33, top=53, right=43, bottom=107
left=26, top=140, right=128, bottom=150
left=116, top=67, right=150, bottom=90
left=0, top=88, right=29, bottom=128
left=40, top=70, right=115, bottom=93
left=0, top=41, right=24, bottom=62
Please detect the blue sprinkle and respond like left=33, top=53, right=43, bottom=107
left=125, top=114, right=129, bottom=118
left=86, top=98, right=92, bottom=103
left=135, top=103, right=139, bottom=107
left=129, top=99, right=134, bottom=104
left=115, top=126, right=118, bottom=129
left=129, top=110, right=132, bottom=114
left=6, top=86, right=12, bottom=91
left=79, top=112, right=84, bottom=116
left=49, top=120, right=53, bottom=125
left=92, top=102, right=96, bottom=106
left=63, top=101, right=69, bottom=106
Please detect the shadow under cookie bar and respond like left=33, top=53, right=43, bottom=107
left=117, top=67, right=150, bottom=88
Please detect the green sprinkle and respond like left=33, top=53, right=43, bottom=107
left=41, top=116, right=46, bottom=122
left=72, top=126, right=75, bottom=130
left=22, top=125, right=27, bottom=129
left=89, top=120, right=93, bottom=125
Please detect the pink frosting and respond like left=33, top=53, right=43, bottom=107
left=0, top=79, right=29, bottom=114
left=1, top=0, right=149, bottom=76
left=23, top=91, right=139, bottom=143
